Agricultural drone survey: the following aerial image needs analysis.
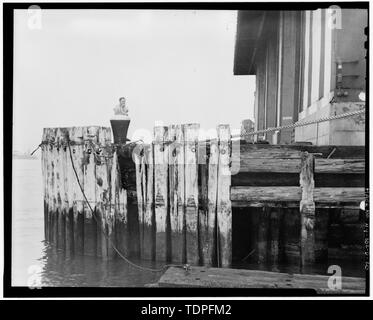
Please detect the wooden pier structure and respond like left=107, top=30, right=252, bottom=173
left=41, top=124, right=366, bottom=275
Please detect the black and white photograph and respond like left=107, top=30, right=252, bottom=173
left=2, top=1, right=369, bottom=299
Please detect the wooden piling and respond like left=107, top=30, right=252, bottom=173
left=216, top=125, right=232, bottom=268
left=184, top=124, right=200, bottom=265
left=198, top=158, right=209, bottom=265
left=299, top=151, right=315, bottom=266
left=41, top=129, right=49, bottom=241
left=167, top=125, right=180, bottom=263
left=70, top=127, right=85, bottom=256
left=135, top=141, right=149, bottom=260
left=173, top=125, right=185, bottom=263
left=205, top=137, right=219, bottom=266
left=153, top=126, right=169, bottom=261
left=83, top=127, right=98, bottom=256
left=50, top=128, right=58, bottom=247
left=95, top=127, right=112, bottom=259
left=60, top=128, right=73, bottom=257
left=143, top=143, right=155, bottom=260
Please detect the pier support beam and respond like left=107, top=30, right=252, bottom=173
left=299, top=151, right=315, bottom=266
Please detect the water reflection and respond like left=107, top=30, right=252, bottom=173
left=37, top=241, right=161, bottom=287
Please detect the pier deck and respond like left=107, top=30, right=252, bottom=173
left=156, top=266, right=366, bottom=294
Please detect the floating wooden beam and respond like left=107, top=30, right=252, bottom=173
left=184, top=123, right=200, bottom=265
left=216, top=124, right=232, bottom=268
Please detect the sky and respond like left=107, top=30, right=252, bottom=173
left=13, top=9, right=255, bottom=152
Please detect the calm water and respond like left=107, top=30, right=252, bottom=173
left=12, top=159, right=161, bottom=287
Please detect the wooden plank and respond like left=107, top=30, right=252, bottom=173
left=239, top=144, right=302, bottom=159
left=216, top=124, right=232, bottom=268
left=239, top=158, right=301, bottom=173
left=158, top=266, right=365, bottom=293
left=184, top=123, right=200, bottom=265
left=238, top=143, right=365, bottom=159
left=314, top=187, right=365, bottom=203
left=153, top=126, right=169, bottom=262
left=231, top=201, right=362, bottom=209
left=231, top=186, right=364, bottom=204
left=231, top=186, right=302, bottom=202
left=173, top=125, right=185, bottom=263
left=204, top=138, right=219, bottom=266
left=315, top=158, right=365, bottom=174
left=299, top=152, right=316, bottom=266
left=83, top=126, right=98, bottom=256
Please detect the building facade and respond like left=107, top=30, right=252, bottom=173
left=234, top=9, right=367, bottom=145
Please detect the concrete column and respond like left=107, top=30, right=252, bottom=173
left=278, top=11, right=299, bottom=144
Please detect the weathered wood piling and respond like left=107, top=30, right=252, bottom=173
left=41, top=124, right=366, bottom=271
left=42, top=126, right=128, bottom=260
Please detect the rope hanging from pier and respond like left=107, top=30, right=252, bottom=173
left=235, top=108, right=365, bottom=139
